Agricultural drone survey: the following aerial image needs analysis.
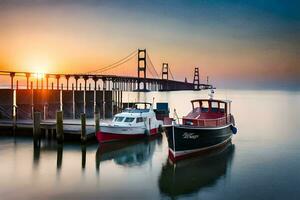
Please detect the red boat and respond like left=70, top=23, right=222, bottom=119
left=166, top=95, right=237, bottom=161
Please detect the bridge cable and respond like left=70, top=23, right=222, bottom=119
left=85, top=49, right=138, bottom=74
left=96, top=51, right=137, bottom=73
left=169, top=68, right=175, bottom=80
left=146, top=53, right=160, bottom=78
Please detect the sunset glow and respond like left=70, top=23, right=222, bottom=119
left=0, top=1, right=299, bottom=89
left=33, top=72, right=45, bottom=80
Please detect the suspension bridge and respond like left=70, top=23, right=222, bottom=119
left=0, top=48, right=214, bottom=141
left=0, top=49, right=213, bottom=91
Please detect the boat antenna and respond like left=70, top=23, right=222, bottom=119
left=152, top=97, right=155, bottom=108
left=173, top=109, right=179, bottom=124
left=208, top=89, right=215, bottom=100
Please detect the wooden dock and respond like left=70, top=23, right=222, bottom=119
left=0, top=118, right=173, bottom=142
left=0, top=118, right=113, bottom=142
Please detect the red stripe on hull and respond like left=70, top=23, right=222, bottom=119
left=96, top=128, right=158, bottom=143
left=168, top=138, right=231, bottom=162
left=150, top=128, right=158, bottom=135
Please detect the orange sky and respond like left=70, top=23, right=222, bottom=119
left=0, top=1, right=299, bottom=89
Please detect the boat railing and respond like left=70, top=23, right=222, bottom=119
left=182, top=115, right=233, bottom=127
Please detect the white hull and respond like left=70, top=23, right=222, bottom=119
left=100, top=126, right=147, bottom=135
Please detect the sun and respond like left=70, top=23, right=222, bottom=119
left=33, top=72, right=45, bottom=79
left=29, top=64, right=49, bottom=79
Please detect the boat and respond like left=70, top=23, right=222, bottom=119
left=96, top=102, right=163, bottom=143
left=166, top=90, right=237, bottom=161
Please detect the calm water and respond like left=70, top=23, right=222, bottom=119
left=1, top=89, right=300, bottom=200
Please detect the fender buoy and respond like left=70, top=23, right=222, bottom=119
left=231, top=125, right=237, bottom=134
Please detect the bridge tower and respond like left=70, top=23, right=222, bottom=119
left=137, top=49, right=146, bottom=90
left=161, top=63, right=169, bottom=90
left=162, top=63, right=169, bottom=80
left=193, top=67, right=200, bottom=90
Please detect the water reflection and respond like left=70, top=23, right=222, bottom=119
left=57, top=144, right=63, bottom=171
left=33, top=144, right=40, bottom=167
left=81, top=145, right=86, bottom=170
left=32, top=140, right=89, bottom=171
left=159, top=143, right=235, bottom=198
left=96, top=135, right=162, bottom=169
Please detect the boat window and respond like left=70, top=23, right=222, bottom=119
left=124, top=117, right=135, bottom=123
left=136, top=117, right=144, bottom=123
left=201, top=101, right=209, bottom=112
left=115, top=117, right=125, bottom=122
left=193, top=101, right=201, bottom=110
left=219, top=103, right=225, bottom=113
left=211, top=102, right=219, bottom=113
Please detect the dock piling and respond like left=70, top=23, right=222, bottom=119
left=56, top=111, right=64, bottom=143
left=81, top=113, right=86, bottom=143
left=95, top=112, right=100, bottom=133
left=33, top=112, right=41, bottom=146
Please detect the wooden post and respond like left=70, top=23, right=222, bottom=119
left=60, top=83, right=63, bottom=111
left=95, top=112, right=100, bottom=133
left=116, top=89, right=119, bottom=113
left=43, top=104, right=47, bottom=120
left=56, top=111, right=64, bottom=143
left=103, top=79, right=106, bottom=119
left=72, top=83, right=75, bottom=119
left=66, top=75, right=70, bottom=91
left=75, top=76, right=79, bottom=91
left=81, top=113, right=86, bottom=143
left=31, top=81, right=34, bottom=119
left=93, top=77, right=98, bottom=114
left=12, top=104, right=17, bottom=136
left=83, top=86, right=86, bottom=114
left=111, top=89, right=114, bottom=117
left=33, top=112, right=41, bottom=146
left=120, top=90, right=123, bottom=111
left=56, top=75, right=60, bottom=90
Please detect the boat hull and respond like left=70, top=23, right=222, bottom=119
left=166, top=124, right=234, bottom=161
left=96, top=126, right=159, bottom=143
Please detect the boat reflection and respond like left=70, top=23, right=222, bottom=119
left=96, top=135, right=162, bottom=168
left=159, top=142, right=235, bottom=198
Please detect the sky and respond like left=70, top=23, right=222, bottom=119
left=0, top=0, right=299, bottom=90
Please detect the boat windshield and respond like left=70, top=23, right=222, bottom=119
left=114, top=117, right=125, bottom=122
left=124, top=117, right=135, bottom=123
left=126, top=109, right=150, bottom=113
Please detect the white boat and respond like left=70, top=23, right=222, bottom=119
left=96, top=103, right=163, bottom=143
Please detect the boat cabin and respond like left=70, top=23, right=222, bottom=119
left=182, top=99, right=232, bottom=127
left=111, top=102, right=155, bottom=126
